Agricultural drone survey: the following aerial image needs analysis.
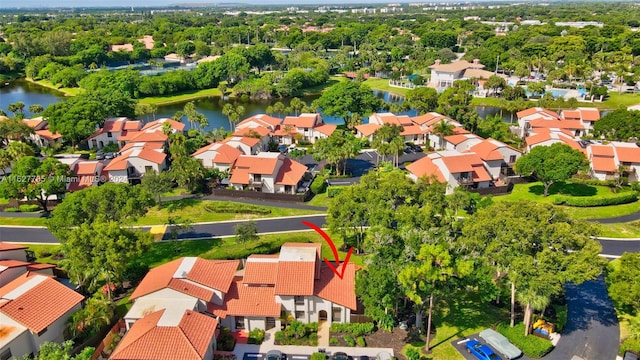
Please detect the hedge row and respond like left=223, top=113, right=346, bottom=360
left=310, top=176, right=326, bottom=195
left=329, top=322, right=375, bottom=336
left=570, top=178, right=617, bottom=187
left=497, top=323, right=554, bottom=358
left=553, top=191, right=638, bottom=207
left=204, top=203, right=271, bottom=215
left=327, top=186, right=346, bottom=198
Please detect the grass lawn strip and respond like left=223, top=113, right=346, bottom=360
left=598, top=221, right=640, bottom=238
left=137, top=87, right=222, bottom=105
left=0, top=217, right=48, bottom=226
left=363, top=78, right=411, bottom=96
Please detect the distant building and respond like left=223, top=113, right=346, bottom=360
left=429, top=59, right=501, bottom=90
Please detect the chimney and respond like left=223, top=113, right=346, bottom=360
left=473, top=58, right=479, bottom=65
left=434, top=59, right=441, bottom=65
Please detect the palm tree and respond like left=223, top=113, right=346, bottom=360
left=7, top=102, right=25, bottom=117
left=222, top=103, right=235, bottom=131
left=289, top=97, right=304, bottom=116
left=28, top=104, right=44, bottom=115
left=433, top=120, right=455, bottom=149
left=517, top=287, right=551, bottom=336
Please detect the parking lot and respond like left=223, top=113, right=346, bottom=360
left=243, top=353, right=375, bottom=360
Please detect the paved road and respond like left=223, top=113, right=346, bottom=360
left=542, top=275, right=619, bottom=360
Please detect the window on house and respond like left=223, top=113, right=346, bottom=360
left=254, top=174, right=262, bottom=182
left=107, top=132, right=113, bottom=138
left=509, top=155, right=517, bottom=164
left=0, top=349, right=11, bottom=360
left=295, top=311, right=305, bottom=320
left=144, top=166, right=153, bottom=173
left=332, top=307, right=342, bottom=322
left=294, top=296, right=304, bottom=305
left=235, top=316, right=245, bottom=330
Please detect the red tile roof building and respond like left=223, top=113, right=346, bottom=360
left=229, top=152, right=307, bottom=194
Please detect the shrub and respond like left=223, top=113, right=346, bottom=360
left=204, top=202, right=271, bottom=215
left=327, top=186, right=346, bottom=198
left=123, top=262, right=149, bottom=285
left=248, top=328, right=265, bottom=344
left=310, top=176, right=326, bottom=195
left=274, top=331, right=285, bottom=343
left=36, top=248, right=53, bottom=258
left=329, top=338, right=339, bottom=346
left=553, top=191, right=638, bottom=207
left=406, top=347, right=420, bottom=360
left=356, top=336, right=366, bottom=347
left=570, top=178, right=616, bottom=187
left=497, top=323, right=554, bottom=358
left=620, top=337, right=640, bottom=355
left=4, top=207, right=18, bottom=212
left=19, top=204, right=40, bottom=212
left=311, top=353, right=326, bottom=360
left=330, top=323, right=375, bottom=336
left=344, top=335, right=356, bottom=347
left=216, top=327, right=236, bottom=351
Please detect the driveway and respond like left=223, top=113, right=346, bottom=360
left=451, top=335, right=532, bottom=360
left=542, top=275, right=619, bottom=360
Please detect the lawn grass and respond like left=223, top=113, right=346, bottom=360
left=302, top=76, right=347, bottom=95
left=160, top=187, right=189, bottom=197
left=363, top=78, right=410, bottom=96
left=404, top=291, right=509, bottom=360
left=306, top=192, right=331, bottom=208
left=602, top=92, right=640, bottom=110
left=24, top=243, right=63, bottom=265
left=0, top=198, right=8, bottom=205
left=26, top=78, right=84, bottom=96
left=598, top=221, right=640, bottom=238
left=138, top=87, right=222, bottom=105
left=132, top=199, right=323, bottom=226
left=0, top=217, right=48, bottom=226
left=493, top=182, right=640, bottom=220
left=136, top=230, right=361, bottom=268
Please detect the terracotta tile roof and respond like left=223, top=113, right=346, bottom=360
left=73, top=161, right=100, bottom=175
left=471, top=164, right=493, bottom=182
left=125, top=131, right=169, bottom=143
left=141, top=118, right=186, bottom=132
left=517, top=107, right=559, bottom=119
left=229, top=168, right=250, bottom=185
left=131, top=258, right=238, bottom=301
left=243, top=256, right=279, bottom=285
left=120, top=142, right=164, bottom=153
left=275, top=158, right=306, bottom=186
left=314, top=263, right=357, bottom=310
left=192, top=143, right=243, bottom=165
left=452, top=127, right=470, bottom=134
left=0, top=274, right=83, bottom=333
left=237, top=114, right=283, bottom=129
left=26, top=263, right=55, bottom=271
left=615, top=146, right=640, bottom=163
left=274, top=262, right=315, bottom=296
left=590, top=145, right=615, bottom=157
left=406, top=156, right=446, bottom=182
left=444, top=134, right=481, bottom=146
left=578, top=107, right=600, bottom=121
left=440, top=154, right=474, bottom=174
left=530, top=118, right=585, bottom=130
left=271, top=125, right=298, bottom=136
left=562, top=110, right=580, bottom=120
left=355, top=124, right=381, bottom=137
left=463, top=68, right=499, bottom=79
left=234, top=154, right=281, bottom=175
left=0, top=260, right=30, bottom=270
left=22, top=119, right=44, bottom=129
left=103, top=145, right=166, bottom=171
left=35, top=129, right=62, bottom=140
left=429, top=59, right=484, bottom=72
left=111, top=309, right=217, bottom=360
left=467, top=139, right=518, bottom=161
left=233, top=126, right=271, bottom=138
left=369, top=113, right=413, bottom=126
left=314, top=123, right=337, bottom=136
left=592, top=156, right=617, bottom=172
left=103, top=117, right=132, bottom=132
left=0, top=244, right=27, bottom=252
left=411, top=112, right=449, bottom=126
left=283, top=114, right=320, bottom=128
left=208, top=278, right=281, bottom=318
left=526, top=132, right=584, bottom=153
left=400, top=124, right=427, bottom=136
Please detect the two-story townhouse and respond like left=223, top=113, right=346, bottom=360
left=271, top=124, right=299, bottom=145
left=283, top=114, right=336, bottom=143
left=516, top=107, right=560, bottom=137
left=368, top=112, right=413, bottom=127
left=528, top=118, right=586, bottom=138
left=233, top=126, right=271, bottom=152
left=524, top=129, right=585, bottom=154
left=560, top=107, right=600, bottom=133
left=466, top=138, right=522, bottom=179
left=67, top=160, right=104, bottom=192
left=117, top=118, right=185, bottom=148
left=366, top=113, right=429, bottom=145
left=111, top=309, right=218, bottom=360
left=229, top=152, right=307, bottom=194
left=191, top=143, right=243, bottom=172
left=0, top=274, right=84, bottom=360
left=442, top=133, right=483, bottom=151
left=406, top=151, right=493, bottom=194
left=102, top=142, right=167, bottom=183
left=587, top=144, right=618, bottom=181
left=22, top=118, right=63, bottom=148
left=612, top=143, right=640, bottom=182
left=87, top=117, right=142, bottom=150
left=235, top=114, right=282, bottom=132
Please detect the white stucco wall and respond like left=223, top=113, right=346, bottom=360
left=1, top=250, right=27, bottom=262
left=0, top=328, right=33, bottom=360
left=0, top=267, right=27, bottom=288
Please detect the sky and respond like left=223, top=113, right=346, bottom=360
left=3, top=0, right=500, bottom=9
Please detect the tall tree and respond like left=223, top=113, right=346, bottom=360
left=28, top=103, right=44, bottom=114
left=234, top=221, right=259, bottom=248
left=141, top=170, right=174, bottom=206
left=405, top=87, right=439, bottom=114
left=593, top=109, right=640, bottom=141
left=313, top=129, right=361, bottom=175
left=372, top=124, right=404, bottom=166
left=515, top=143, right=588, bottom=196
left=432, top=120, right=455, bottom=149
left=315, top=81, right=381, bottom=129
left=0, top=156, right=71, bottom=211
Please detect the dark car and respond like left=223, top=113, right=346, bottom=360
left=403, top=146, right=413, bottom=154
left=277, top=144, right=288, bottom=154
left=411, top=144, right=423, bottom=152
left=465, top=339, right=501, bottom=360
left=332, top=352, right=349, bottom=360
left=624, top=352, right=639, bottom=360
left=266, top=350, right=287, bottom=360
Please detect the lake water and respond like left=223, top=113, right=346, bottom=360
left=1, top=80, right=517, bottom=130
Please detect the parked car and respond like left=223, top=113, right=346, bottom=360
left=277, top=144, right=288, bottom=154
left=465, top=339, right=501, bottom=360
left=266, top=350, right=287, bottom=360
left=624, top=352, right=639, bottom=360
left=479, top=329, right=522, bottom=360
left=332, top=352, right=349, bottom=360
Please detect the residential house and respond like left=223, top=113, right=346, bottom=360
left=191, top=143, right=243, bottom=172
left=428, top=59, right=496, bottom=90
left=354, top=124, right=381, bottom=143
left=466, top=138, right=522, bottom=179
left=406, top=151, right=493, bottom=194
left=365, top=113, right=429, bottom=145
left=271, top=125, right=299, bottom=145
left=229, top=152, right=307, bottom=194
left=110, top=309, right=218, bottom=360
left=67, top=160, right=104, bottom=192
left=87, top=117, right=142, bottom=150
left=587, top=142, right=640, bottom=182
left=527, top=117, right=585, bottom=138
left=235, top=114, right=282, bottom=132
left=0, top=243, right=53, bottom=288
left=282, top=114, right=336, bottom=144
left=368, top=113, right=413, bottom=127
left=442, top=133, right=483, bottom=151
left=430, top=126, right=470, bottom=150
left=222, top=136, right=262, bottom=155
left=524, top=129, right=585, bottom=154
left=232, top=126, right=271, bottom=152
left=0, top=273, right=84, bottom=360
left=102, top=142, right=167, bottom=183
left=117, top=118, right=185, bottom=148
left=516, top=107, right=560, bottom=137
left=560, top=107, right=601, bottom=133
left=22, top=118, right=62, bottom=148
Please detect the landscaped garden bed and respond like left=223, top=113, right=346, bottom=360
left=329, top=322, right=375, bottom=347
left=497, top=323, right=554, bottom=358
left=274, top=321, right=319, bottom=346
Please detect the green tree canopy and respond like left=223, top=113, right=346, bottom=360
left=593, top=109, right=640, bottom=141
left=404, top=87, right=439, bottom=114
left=606, top=252, right=640, bottom=315
left=314, top=81, right=381, bottom=129
left=514, top=143, right=588, bottom=196
left=27, top=340, right=93, bottom=360
left=234, top=221, right=259, bottom=249
left=312, top=129, right=361, bottom=176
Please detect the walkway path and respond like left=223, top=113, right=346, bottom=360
left=317, top=321, right=330, bottom=347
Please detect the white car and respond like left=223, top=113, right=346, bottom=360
left=479, top=329, right=522, bottom=360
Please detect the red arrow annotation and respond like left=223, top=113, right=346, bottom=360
left=302, top=221, right=354, bottom=280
